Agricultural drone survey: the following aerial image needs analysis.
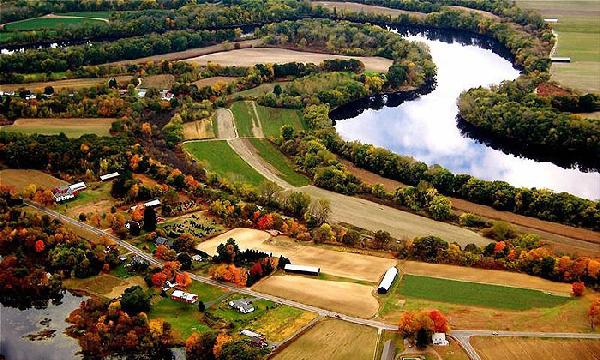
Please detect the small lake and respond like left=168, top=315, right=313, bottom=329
left=0, top=291, right=86, bottom=360
left=333, top=29, right=600, bottom=200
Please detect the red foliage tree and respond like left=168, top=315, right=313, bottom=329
left=34, top=239, right=45, bottom=253
left=151, top=272, right=168, bottom=287
left=257, top=214, right=274, bottom=230
left=428, top=309, right=449, bottom=333
left=572, top=282, right=585, bottom=297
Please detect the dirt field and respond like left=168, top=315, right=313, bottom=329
left=141, top=74, right=175, bottom=89
left=106, top=39, right=261, bottom=66
left=198, top=228, right=396, bottom=282
left=312, top=1, right=424, bottom=17
left=187, top=47, right=393, bottom=73
left=193, top=76, right=238, bottom=88
left=183, top=119, right=214, bottom=140
left=274, top=319, right=378, bottom=360
left=1, top=118, right=115, bottom=137
left=255, top=275, right=378, bottom=318
left=399, top=260, right=572, bottom=295
left=341, top=158, right=600, bottom=256
left=471, top=337, right=600, bottom=360
left=63, top=275, right=146, bottom=299
left=301, top=186, right=491, bottom=247
left=0, top=169, right=67, bottom=191
left=0, top=76, right=132, bottom=92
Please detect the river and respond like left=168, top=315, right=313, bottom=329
left=0, top=291, right=87, bottom=360
left=333, top=29, right=600, bottom=200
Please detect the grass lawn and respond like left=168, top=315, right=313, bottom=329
left=254, top=104, right=307, bottom=138
left=399, top=275, right=570, bottom=310
left=183, top=140, right=266, bottom=186
left=110, top=263, right=130, bottom=279
left=229, top=101, right=255, bottom=137
left=516, top=1, right=600, bottom=92
left=149, top=280, right=225, bottom=340
left=210, top=296, right=275, bottom=331
left=247, top=138, right=310, bottom=186
left=5, top=17, right=107, bottom=31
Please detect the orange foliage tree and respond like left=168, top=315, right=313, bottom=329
left=572, top=282, right=585, bottom=297
left=175, top=272, right=192, bottom=289
left=589, top=299, right=600, bottom=330
left=209, top=264, right=247, bottom=287
left=213, top=333, right=232, bottom=357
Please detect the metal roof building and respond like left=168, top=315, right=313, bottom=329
left=377, top=267, right=398, bottom=294
left=284, top=264, right=320, bottom=276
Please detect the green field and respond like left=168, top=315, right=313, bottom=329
left=254, top=104, right=307, bottom=138
left=517, top=1, right=600, bottom=93
left=399, top=275, right=570, bottom=310
left=248, top=138, right=310, bottom=186
left=183, top=140, right=266, bottom=186
left=56, top=11, right=113, bottom=19
left=229, top=101, right=255, bottom=137
left=4, top=17, right=107, bottom=31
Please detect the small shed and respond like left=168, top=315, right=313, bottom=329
left=284, top=264, right=320, bottom=276
left=377, top=267, right=398, bottom=294
left=432, top=333, right=449, bottom=346
left=240, top=329, right=262, bottom=338
left=544, top=18, right=558, bottom=23
left=100, top=172, right=120, bottom=181
left=551, top=56, right=571, bottom=63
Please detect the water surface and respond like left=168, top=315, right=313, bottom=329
left=334, top=31, right=600, bottom=199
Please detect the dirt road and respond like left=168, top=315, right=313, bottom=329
left=215, top=108, right=237, bottom=139
left=249, top=101, right=265, bottom=138
left=228, top=138, right=292, bottom=189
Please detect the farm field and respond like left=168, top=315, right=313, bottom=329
left=398, top=260, right=572, bottom=295
left=253, top=104, right=307, bottom=138
left=193, top=76, right=238, bottom=88
left=183, top=140, right=266, bottom=186
left=247, top=139, right=310, bottom=187
left=63, top=274, right=146, bottom=299
left=0, top=76, right=132, bottom=92
left=253, top=275, right=378, bottom=318
left=56, top=181, right=116, bottom=218
left=233, top=82, right=292, bottom=98
left=471, top=337, right=600, bottom=360
left=249, top=305, right=317, bottom=342
left=340, top=158, right=600, bottom=255
left=517, top=0, right=600, bottom=92
left=4, top=15, right=108, bottom=31
left=0, top=118, right=115, bottom=138
left=197, top=228, right=396, bottom=282
left=182, top=119, right=215, bottom=140
left=312, top=1, right=424, bottom=17
left=398, top=274, right=570, bottom=310
left=187, top=47, right=393, bottom=73
left=301, top=186, right=491, bottom=247
left=109, top=39, right=261, bottom=66
left=273, top=319, right=378, bottom=360
left=0, top=169, right=67, bottom=191
left=230, top=101, right=258, bottom=137
left=140, top=74, right=175, bottom=89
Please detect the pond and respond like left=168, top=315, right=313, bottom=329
left=333, top=29, right=600, bottom=200
left=0, top=291, right=87, bottom=360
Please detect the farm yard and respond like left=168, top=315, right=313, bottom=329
left=186, top=47, right=393, bottom=73
left=273, top=319, right=378, bottom=360
left=196, top=228, right=396, bottom=282
left=0, top=118, right=115, bottom=138
left=252, top=275, right=379, bottom=318
left=161, top=213, right=221, bottom=240
left=471, top=337, right=600, bottom=360
left=0, top=168, right=67, bottom=191
left=249, top=305, right=317, bottom=343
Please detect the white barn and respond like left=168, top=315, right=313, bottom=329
left=377, top=267, right=398, bottom=294
left=284, top=264, right=320, bottom=276
left=432, top=332, right=449, bottom=346
left=171, top=290, right=198, bottom=304
left=100, top=172, right=119, bottom=181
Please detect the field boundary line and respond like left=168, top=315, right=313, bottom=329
left=267, top=316, right=323, bottom=358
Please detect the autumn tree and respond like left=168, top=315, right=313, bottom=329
left=589, top=299, right=600, bottom=330
left=175, top=272, right=192, bottom=289
left=215, top=238, right=239, bottom=264
left=186, top=332, right=216, bottom=360
left=213, top=333, right=232, bottom=357
left=121, top=286, right=151, bottom=315
left=209, top=264, right=247, bottom=287
left=572, top=282, right=585, bottom=297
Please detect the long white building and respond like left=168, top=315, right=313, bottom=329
left=377, top=267, right=398, bottom=294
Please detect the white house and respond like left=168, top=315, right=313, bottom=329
left=69, top=182, right=87, bottom=192
left=377, top=267, right=398, bottom=294
left=171, top=290, right=198, bottom=304
left=240, top=329, right=262, bottom=338
left=284, top=264, right=320, bottom=276
left=229, top=299, right=255, bottom=313
left=192, top=255, right=203, bottom=262
left=100, top=172, right=119, bottom=181
left=432, top=333, right=449, bottom=346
